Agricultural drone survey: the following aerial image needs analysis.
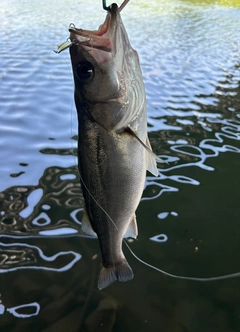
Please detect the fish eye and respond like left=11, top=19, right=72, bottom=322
left=76, top=62, right=94, bottom=83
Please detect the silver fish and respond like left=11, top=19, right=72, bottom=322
left=69, top=2, right=158, bottom=290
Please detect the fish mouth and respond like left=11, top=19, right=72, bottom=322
left=68, top=3, right=120, bottom=62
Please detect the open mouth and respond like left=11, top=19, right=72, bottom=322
left=68, top=5, right=115, bottom=53
left=54, top=1, right=130, bottom=55
left=68, top=0, right=130, bottom=53
left=68, top=17, right=112, bottom=53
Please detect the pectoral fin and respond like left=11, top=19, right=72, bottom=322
left=146, top=137, right=158, bottom=177
left=126, top=126, right=163, bottom=177
left=81, top=206, right=97, bottom=237
left=124, top=215, right=138, bottom=239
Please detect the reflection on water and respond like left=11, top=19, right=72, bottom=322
left=0, top=241, right=81, bottom=273
left=0, top=0, right=240, bottom=331
left=0, top=166, right=83, bottom=234
left=145, top=117, right=240, bottom=202
left=0, top=298, right=40, bottom=319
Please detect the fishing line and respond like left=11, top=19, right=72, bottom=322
left=56, top=51, right=77, bottom=163
left=79, top=174, right=120, bottom=269
left=123, top=240, right=240, bottom=282
left=79, top=174, right=120, bottom=234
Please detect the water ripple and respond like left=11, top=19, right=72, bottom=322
left=0, top=1, right=240, bottom=329
left=0, top=242, right=81, bottom=273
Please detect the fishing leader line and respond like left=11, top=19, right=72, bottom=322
left=123, top=240, right=240, bottom=282
left=76, top=171, right=240, bottom=283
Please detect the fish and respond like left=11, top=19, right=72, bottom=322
left=68, top=1, right=158, bottom=290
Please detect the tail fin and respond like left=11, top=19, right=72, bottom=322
left=98, top=259, right=134, bottom=290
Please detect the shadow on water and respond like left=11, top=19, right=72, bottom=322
left=0, top=0, right=240, bottom=331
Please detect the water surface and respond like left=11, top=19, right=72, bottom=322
left=0, top=0, right=240, bottom=331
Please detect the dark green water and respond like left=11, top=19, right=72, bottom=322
left=0, top=0, right=240, bottom=331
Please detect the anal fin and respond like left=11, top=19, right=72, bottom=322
left=124, top=215, right=138, bottom=239
left=81, top=206, right=97, bottom=237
